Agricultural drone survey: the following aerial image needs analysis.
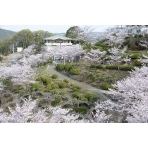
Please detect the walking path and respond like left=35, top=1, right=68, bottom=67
left=48, top=64, right=112, bottom=101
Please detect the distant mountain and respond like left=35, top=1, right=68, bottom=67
left=0, top=28, right=16, bottom=41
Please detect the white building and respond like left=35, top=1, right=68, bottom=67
left=44, top=35, right=73, bottom=46
left=17, top=47, right=23, bottom=52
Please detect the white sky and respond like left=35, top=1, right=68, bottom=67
left=0, top=25, right=114, bottom=33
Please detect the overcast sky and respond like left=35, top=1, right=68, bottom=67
left=0, top=25, right=114, bottom=33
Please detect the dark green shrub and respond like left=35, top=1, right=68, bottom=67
left=63, top=79, right=69, bottom=83
left=72, top=91, right=88, bottom=101
left=69, top=67, right=80, bottom=75
left=74, top=106, right=89, bottom=114
left=63, top=104, right=72, bottom=109
left=12, top=85, right=25, bottom=93
left=31, top=83, right=44, bottom=91
left=100, top=82, right=111, bottom=90
left=79, top=96, right=88, bottom=102
left=2, top=78, right=13, bottom=90
left=50, top=89, right=59, bottom=94
left=51, top=83, right=59, bottom=89
left=83, top=43, right=92, bottom=52
left=130, top=53, right=141, bottom=59
left=38, top=99, right=49, bottom=107
left=72, top=91, right=82, bottom=99
left=134, top=60, right=142, bottom=66
left=119, top=65, right=134, bottom=71
left=45, top=84, right=52, bottom=92
left=64, top=63, right=73, bottom=71
left=106, top=65, right=118, bottom=70
left=36, top=76, right=52, bottom=85
left=47, top=59, right=53, bottom=64
left=95, top=41, right=111, bottom=51
left=90, top=64, right=104, bottom=69
left=56, top=64, right=65, bottom=71
left=84, top=92, right=97, bottom=102
left=51, top=97, right=63, bottom=107
left=96, top=65, right=104, bottom=69
left=51, top=74, right=58, bottom=79
left=71, top=84, right=81, bottom=92
left=58, top=81, right=66, bottom=88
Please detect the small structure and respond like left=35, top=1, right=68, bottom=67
left=17, top=47, right=23, bottom=52
left=44, top=35, right=73, bottom=46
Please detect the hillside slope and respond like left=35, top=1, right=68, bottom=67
left=0, top=28, right=16, bottom=41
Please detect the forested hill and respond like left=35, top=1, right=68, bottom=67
left=0, top=28, right=16, bottom=41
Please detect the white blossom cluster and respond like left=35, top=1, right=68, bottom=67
left=0, top=98, right=48, bottom=123
left=108, top=66, right=148, bottom=122
left=0, top=63, right=35, bottom=83
left=42, top=45, right=84, bottom=61
left=0, top=97, right=89, bottom=123
left=83, top=49, right=106, bottom=63
left=104, top=26, right=148, bottom=45
left=83, top=47, right=130, bottom=64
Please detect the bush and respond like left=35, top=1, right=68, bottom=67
left=63, top=104, right=72, bottom=109
left=74, top=106, right=89, bottom=114
left=12, top=85, right=25, bottom=93
left=95, top=41, right=111, bottom=51
left=64, top=63, right=73, bottom=71
left=56, top=64, right=65, bottom=71
left=84, top=92, right=97, bottom=102
left=51, top=83, right=59, bottom=89
left=69, top=67, right=80, bottom=75
left=51, top=74, right=58, bottom=79
left=51, top=89, right=59, bottom=94
left=51, top=97, right=63, bottom=107
left=72, top=91, right=82, bottom=99
left=90, top=64, right=104, bottom=69
left=73, top=92, right=88, bottom=101
left=47, top=59, right=53, bottom=64
left=57, top=81, right=67, bottom=88
left=2, top=78, right=13, bottom=90
left=59, top=90, right=66, bottom=95
left=134, top=60, right=142, bottom=66
left=36, top=76, right=52, bottom=85
left=63, top=79, right=69, bottom=83
left=31, top=83, right=44, bottom=91
left=71, top=84, right=81, bottom=92
left=119, top=65, right=134, bottom=71
left=83, top=43, right=92, bottom=52
left=100, top=82, right=111, bottom=90
left=45, top=84, right=52, bottom=92
left=106, top=65, right=118, bottom=70
left=130, top=53, right=141, bottom=59
left=38, top=99, right=49, bottom=108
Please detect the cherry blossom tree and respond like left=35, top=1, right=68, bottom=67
left=109, top=66, right=148, bottom=122
left=0, top=97, right=48, bottom=123
left=0, top=97, right=89, bottom=123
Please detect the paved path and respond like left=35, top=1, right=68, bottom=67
left=48, top=64, right=112, bottom=101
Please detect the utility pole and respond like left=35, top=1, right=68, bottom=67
left=64, top=55, right=65, bottom=65
left=12, top=44, right=14, bottom=53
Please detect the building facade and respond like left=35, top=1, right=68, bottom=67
left=44, top=35, right=73, bottom=46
